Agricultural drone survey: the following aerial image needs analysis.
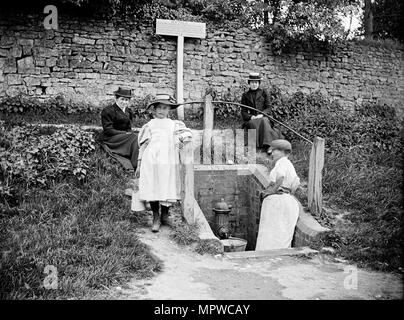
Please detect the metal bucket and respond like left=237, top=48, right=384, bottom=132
left=221, top=237, right=247, bottom=252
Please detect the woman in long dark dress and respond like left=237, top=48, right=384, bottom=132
left=241, top=72, right=283, bottom=151
left=97, top=87, right=139, bottom=171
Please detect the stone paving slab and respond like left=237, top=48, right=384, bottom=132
left=223, top=246, right=319, bottom=260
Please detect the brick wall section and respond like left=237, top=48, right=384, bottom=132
left=0, top=14, right=403, bottom=115
left=194, top=169, right=250, bottom=239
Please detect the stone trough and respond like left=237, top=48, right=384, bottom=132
left=192, top=164, right=330, bottom=255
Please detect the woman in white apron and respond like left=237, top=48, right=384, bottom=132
left=135, top=93, right=192, bottom=232
left=255, top=139, right=301, bottom=250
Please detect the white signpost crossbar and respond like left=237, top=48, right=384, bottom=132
left=156, top=19, right=206, bottom=120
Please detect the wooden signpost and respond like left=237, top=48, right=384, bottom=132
left=156, top=19, right=206, bottom=120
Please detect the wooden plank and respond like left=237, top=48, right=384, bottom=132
left=202, top=93, right=214, bottom=164
left=192, top=130, right=203, bottom=164
left=247, top=129, right=256, bottom=164
left=181, top=141, right=195, bottom=223
left=156, top=19, right=206, bottom=38
left=307, top=137, right=325, bottom=216
left=224, top=129, right=234, bottom=164
left=212, top=130, right=223, bottom=164
left=235, top=129, right=245, bottom=164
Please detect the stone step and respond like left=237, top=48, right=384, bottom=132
left=223, top=246, right=318, bottom=260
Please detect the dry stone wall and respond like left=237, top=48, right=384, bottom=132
left=0, top=13, right=403, bottom=115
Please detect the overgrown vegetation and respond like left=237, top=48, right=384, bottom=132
left=0, top=124, right=162, bottom=299
left=169, top=220, right=200, bottom=246
left=266, top=90, right=403, bottom=271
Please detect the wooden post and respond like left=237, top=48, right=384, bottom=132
left=235, top=129, right=245, bottom=164
left=308, top=137, right=325, bottom=216
left=247, top=129, right=256, bottom=164
left=202, top=93, right=214, bottom=164
left=213, top=130, right=223, bottom=164
left=181, top=140, right=195, bottom=223
left=176, top=35, right=184, bottom=119
left=193, top=130, right=203, bottom=164
left=224, top=129, right=234, bottom=164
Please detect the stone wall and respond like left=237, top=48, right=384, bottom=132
left=1, top=13, right=403, bottom=115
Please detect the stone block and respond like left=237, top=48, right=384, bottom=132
left=24, top=76, right=41, bottom=86
left=46, top=57, right=57, bottom=67
left=73, top=36, right=95, bottom=45
left=10, top=45, right=22, bottom=58
left=18, top=39, right=34, bottom=46
left=139, top=64, right=152, bottom=72
left=17, top=56, right=34, bottom=73
left=122, top=62, right=139, bottom=72
left=56, top=58, right=69, bottom=68
left=6, top=85, right=27, bottom=96
left=86, top=53, right=97, bottom=62
left=6, top=74, right=22, bottom=85
left=91, top=61, right=103, bottom=70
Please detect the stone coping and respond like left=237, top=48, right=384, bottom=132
left=224, top=246, right=319, bottom=260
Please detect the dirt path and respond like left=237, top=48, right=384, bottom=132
left=108, top=226, right=402, bottom=300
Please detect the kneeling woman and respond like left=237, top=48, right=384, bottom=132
left=135, top=93, right=192, bottom=232
left=255, top=139, right=301, bottom=250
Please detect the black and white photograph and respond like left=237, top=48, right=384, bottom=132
left=0, top=0, right=403, bottom=307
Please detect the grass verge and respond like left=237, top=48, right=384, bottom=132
left=0, top=146, right=162, bottom=299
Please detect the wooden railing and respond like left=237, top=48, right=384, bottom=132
left=180, top=93, right=326, bottom=222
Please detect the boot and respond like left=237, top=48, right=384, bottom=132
left=160, top=205, right=171, bottom=226
left=150, top=201, right=160, bottom=232
left=151, top=210, right=161, bottom=232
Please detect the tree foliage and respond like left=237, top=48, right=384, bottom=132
left=371, top=0, right=404, bottom=41
left=1, top=0, right=371, bottom=51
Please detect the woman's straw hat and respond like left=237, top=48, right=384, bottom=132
left=146, top=93, right=180, bottom=109
left=247, top=72, right=263, bottom=82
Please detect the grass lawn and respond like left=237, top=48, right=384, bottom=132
left=0, top=125, right=162, bottom=299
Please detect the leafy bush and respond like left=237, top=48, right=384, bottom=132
left=0, top=94, right=98, bottom=115
left=0, top=124, right=96, bottom=191
left=0, top=133, right=162, bottom=299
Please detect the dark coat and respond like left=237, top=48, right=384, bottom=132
left=240, top=88, right=271, bottom=126
left=97, top=103, right=139, bottom=171
left=98, top=103, right=134, bottom=140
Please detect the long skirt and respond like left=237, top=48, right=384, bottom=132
left=244, top=118, right=283, bottom=148
left=255, top=194, right=299, bottom=250
left=99, top=132, right=139, bottom=170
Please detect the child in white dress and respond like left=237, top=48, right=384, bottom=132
left=255, top=139, right=301, bottom=250
left=135, top=93, right=192, bottom=232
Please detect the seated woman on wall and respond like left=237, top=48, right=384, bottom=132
left=255, top=139, right=301, bottom=250
left=241, top=72, right=283, bottom=151
left=97, top=87, right=139, bottom=171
